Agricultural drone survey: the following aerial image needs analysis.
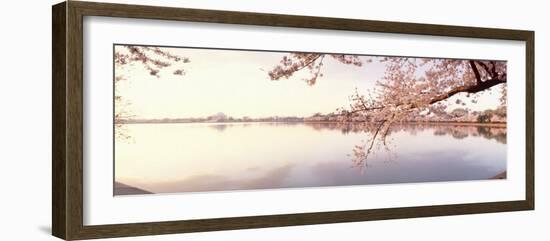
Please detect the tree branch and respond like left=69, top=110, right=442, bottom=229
left=469, top=60, right=482, bottom=84
left=428, top=77, right=506, bottom=105
left=349, top=76, right=506, bottom=115
left=476, top=61, right=491, bottom=77
left=289, top=54, right=323, bottom=74
left=489, top=61, right=498, bottom=79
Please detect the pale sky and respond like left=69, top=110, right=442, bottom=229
left=115, top=45, right=502, bottom=119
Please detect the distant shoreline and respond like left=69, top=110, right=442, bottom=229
left=303, top=121, right=506, bottom=127
left=402, top=121, right=506, bottom=128
left=119, top=120, right=506, bottom=128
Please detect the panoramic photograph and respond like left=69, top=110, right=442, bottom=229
left=113, top=44, right=507, bottom=196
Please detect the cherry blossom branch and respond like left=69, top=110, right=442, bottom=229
left=427, top=77, right=506, bottom=106
left=469, top=60, right=483, bottom=84
left=268, top=55, right=507, bottom=167
left=268, top=53, right=362, bottom=85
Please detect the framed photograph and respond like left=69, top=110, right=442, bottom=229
left=52, top=1, right=534, bottom=240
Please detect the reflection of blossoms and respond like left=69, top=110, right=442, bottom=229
left=429, top=124, right=507, bottom=144
left=350, top=136, right=397, bottom=173
left=300, top=122, right=506, bottom=170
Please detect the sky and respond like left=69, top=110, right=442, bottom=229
left=115, top=45, right=503, bottom=119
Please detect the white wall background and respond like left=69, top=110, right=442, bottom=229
left=0, top=0, right=547, bottom=240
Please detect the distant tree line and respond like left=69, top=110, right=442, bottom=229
left=119, top=106, right=506, bottom=124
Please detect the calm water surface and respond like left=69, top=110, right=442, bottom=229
left=114, top=122, right=506, bottom=195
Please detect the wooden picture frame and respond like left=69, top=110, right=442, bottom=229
left=52, top=1, right=534, bottom=240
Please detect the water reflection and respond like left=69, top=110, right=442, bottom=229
left=208, top=124, right=228, bottom=132
left=203, top=122, right=507, bottom=170
left=300, top=122, right=506, bottom=143
left=205, top=122, right=507, bottom=143
left=115, top=122, right=507, bottom=195
left=301, top=122, right=507, bottom=170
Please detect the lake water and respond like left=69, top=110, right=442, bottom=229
left=114, top=122, right=506, bottom=195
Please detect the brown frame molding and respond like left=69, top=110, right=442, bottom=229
left=52, top=1, right=535, bottom=240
